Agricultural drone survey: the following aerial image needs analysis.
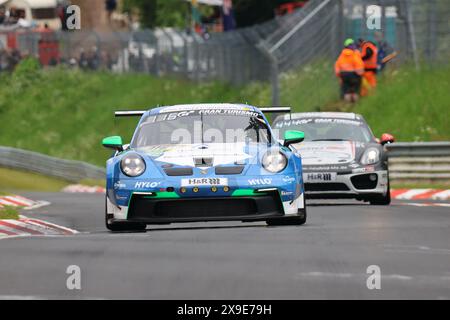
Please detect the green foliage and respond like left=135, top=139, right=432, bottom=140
left=0, top=63, right=448, bottom=168
left=0, top=69, right=257, bottom=166
left=123, top=0, right=189, bottom=28
left=122, top=0, right=303, bottom=29
left=354, top=65, right=450, bottom=141
left=0, top=167, right=69, bottom=192
left=0, top=206, right=20, bottom=220
left=13, top=57, right=41, bottom=77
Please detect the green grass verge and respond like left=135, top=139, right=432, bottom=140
left=0, top=167, right=70, bottom=192
left=352, top=64, right=450, bottom=141
left=0, top=60, right=448, bottom=169
left=0, top=206, right=20, bottom=220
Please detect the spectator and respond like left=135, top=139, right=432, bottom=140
left=335, top=39, right=365, bottom=103
left=5, top=48, right=22, bottom=71
left=88, top=46, right=100, bottom=70
left=105, top=0, right=117, bottom=23
left=79, top=49, right=89, bottom=70
left=357, top=38, right=378, bottom=97
left=6, top=7, right=19, bottom=25
left=0, top=7, right=6, bottom=24
left=374, top=31, right=397, bottom=72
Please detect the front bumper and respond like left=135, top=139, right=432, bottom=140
left=107, top=188, right=305, bottom=224
left=304, top=170, right=389, bottom=199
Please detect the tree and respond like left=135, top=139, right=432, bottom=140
left=123, top=0, right=306, bottom=30
left=123, top=0, right=189, bottom=29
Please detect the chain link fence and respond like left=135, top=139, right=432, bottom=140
left=1, top=0, right=449, bottom=99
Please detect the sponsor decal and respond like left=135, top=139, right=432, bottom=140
left=305, top=165, right=349, bottom=171
left=181, top=178, right=228, bottom=187
left=154, top=143, right=252, bottom=167
left=159, top=104, right=254, bottom=113
left=283, top=176, right=296, bottom=184
left=134, top=181, right=162, bottom=189
left=298, top=141, right=356, bottom=166
left=248, top=178, right=272, bottom=186
left=352, top=166, right=375, bottom=174
left=281, top=191, right=294, bottom=196
left=143, top=111, right=196, bottom=124
left=147, top=108, right=260, bottom=123
left=304, top=172, right=337, bottom=182
left=114, top=181, right=126, bottom=189
left=274, top=119, right=313, bottom=128
left=313, top=118, right=363, bottom=126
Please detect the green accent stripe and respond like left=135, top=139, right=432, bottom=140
left=152, top=192, right=180, bottom=199
left=232, top=189, right=267, bottom=197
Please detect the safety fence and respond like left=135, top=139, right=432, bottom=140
left=1, top=143, right=450, bottom=185
left=386, top=142, right=450, bottom=185
left=1, top=0, right=448, bottom=92
left=0, top=146, right=105, bottom=182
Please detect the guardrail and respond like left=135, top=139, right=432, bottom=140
left=386, top=142, right=450, bottom=185
left=0, top=146, right=105, bottom=182
left=0, top=143, right=449, bottom=185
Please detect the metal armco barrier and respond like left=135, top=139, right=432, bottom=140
left=0, top=146, right=105, bottom=182
left=1, top=143, right=450, bottom=185
left=386, top=143, right=450, bottom=184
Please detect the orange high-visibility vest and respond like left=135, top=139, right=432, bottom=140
left=335, top=48, right=364, bottom=77
left=361, top=41, right=378, bottom=71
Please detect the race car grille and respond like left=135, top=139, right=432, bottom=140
left=155, top=199, right=256, bottom=218
left=194, top=157, right=213, bottom=167
left=164, top=167, right=193, bottom=176
left=351, top=174, right=378, bottom=190
left=127, top=194, right=283, bottom=220
left=215, top=166, right=245, bottom=175
left=305, top=183, right=350, bottom=192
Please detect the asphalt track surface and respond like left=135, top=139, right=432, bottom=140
left=0, top=192, right=449, bottom=300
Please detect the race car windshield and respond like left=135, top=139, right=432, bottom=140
left=132, top=113, right=272, bottom=148
left=273, top=118, right=374, bottom=143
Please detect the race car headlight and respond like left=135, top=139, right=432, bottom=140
left=262, top=151, right=288, bottom=173
left=360, top=148, right=380, bottom=165
left=120, top=153, right=146, bottom=177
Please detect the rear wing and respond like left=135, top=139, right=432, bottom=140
left=114, top=106, right=292, bottom=117
left=258, top=106, right=291, bottom=123
left=258, top=106, right=291, bottom=114
left=115, top=110, right=146, bottom=117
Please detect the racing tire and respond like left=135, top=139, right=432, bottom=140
left=105, top=198, right=147, bottom=232
left=266, top=198, right=307, bottom=226
left=266, top=213, right=307, bottom=226
left=369, top=183, right=391, bottom=206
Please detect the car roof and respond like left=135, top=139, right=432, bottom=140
left=148, top=103, right=260, bottom=115
left=275, top=112, right=365, bottom=121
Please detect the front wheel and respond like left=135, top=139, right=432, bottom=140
left=266, top=212, right=307, bottom=226
left=105, top=198, right=147, bottom=232
left=266, top=196, right=307, bottom=226
left=106, top=217, right=147, bottom=232
left=369, top=183, right=391, bottom=206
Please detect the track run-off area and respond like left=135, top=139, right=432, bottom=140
left=0, top=192, right=450, bottom=299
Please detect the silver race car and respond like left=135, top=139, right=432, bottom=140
left=272, top=112, right=395, bottom=205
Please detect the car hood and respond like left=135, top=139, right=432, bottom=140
left=134, top=143, right=268, bottom=168
left=293, top=141, right=360, bottom=166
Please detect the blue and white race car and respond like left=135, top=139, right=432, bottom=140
left=102, top=104, right=307, bottom=231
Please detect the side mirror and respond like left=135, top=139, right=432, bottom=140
left=102, top=136, right=123, bottom=151
left=284, top=130, right=305, bottom=147
left=380, top=133, right=395, bottom=145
